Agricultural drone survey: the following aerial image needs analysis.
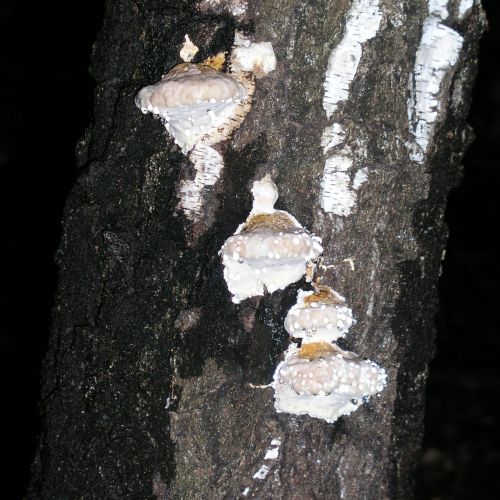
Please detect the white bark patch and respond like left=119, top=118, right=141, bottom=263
left=321, top=123, right=346, bottom=154
left=428, top=0, right=449, bottom=20
left=243, top=437, right=281, bottom=494
left=458, top=0, right=475, bottom=19
left=352, top=167, right=368, bottom=190
left=320, top=151, right=368, bottom=216
left=252, top=465, right=270, bottom=480
left=407, top=12, right=463, bottom=162
left=323, top=0, right=382, bottom=118
left=178, top=144, right=223, bottom=219
left=320, top=0, right=381, bottom=215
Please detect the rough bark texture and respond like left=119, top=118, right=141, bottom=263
left=29, top=0, right=484, bottom=498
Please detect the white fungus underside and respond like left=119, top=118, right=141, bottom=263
left=221, top=229, right=322, bottom=303
left=138, top=99, right=243, bottom=154
left=273, top=383, right=363, bottom=423
left=135, top=63, right=253, bottom=223
left=222, top=256, right=311, bottom=304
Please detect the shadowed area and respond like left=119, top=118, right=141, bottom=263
left=416, top=1, right=500, bottom=498
left=0, top=1, right=103, bottom=497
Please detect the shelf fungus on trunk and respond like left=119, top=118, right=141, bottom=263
left=220, top=175, right=323, bottom=303
left=136, top=62, right=249, bottom=155
left=135, top=33, right=276, bottom=223
left=284, top=285, right=354, bottom=344
left=272, top=342, right=387, bottom=423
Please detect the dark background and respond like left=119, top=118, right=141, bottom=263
left=0, top=1, right=497, bottom=498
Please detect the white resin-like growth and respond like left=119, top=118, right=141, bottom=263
left=407, top=10, right=463, bottom=162
left=180, top=34, right=199, bottom=62
left=273, top=343, right=386, bottom=423
left=284, top=288, right=353, bottom=343
left=231, top=40, right=277, bottom=77
left=323, top=0, right=382, bottom=118
left=220, top=176, right=323, bottom=303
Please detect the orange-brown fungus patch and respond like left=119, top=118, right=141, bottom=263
left=298, top=342, right=338, bottom=359
left=202, top=52, right=226, bottom=71
left=303, top=286, right=342, bottom=306
left=243, top=212, right=296, bottom=233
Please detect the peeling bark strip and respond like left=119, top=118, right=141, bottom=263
left=320, top=0, right=381, bottom=215
left=323, top=0, right=382, bottom=118
left=406, top=3, right=465, bottom=162
left=29, top=0, right=484, bottom=498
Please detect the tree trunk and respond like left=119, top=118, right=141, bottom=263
left=29, top=0, right=485, bottom=498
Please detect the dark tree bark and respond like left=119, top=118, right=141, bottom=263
left=29, top=0, right=485, bottom=498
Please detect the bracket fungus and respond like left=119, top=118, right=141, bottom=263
left=284, top=285, right=354, bottom=343
left=135, top=62, right=249, bottom=155
left=272, top=342, right=387, bottom=423
left=135, top=33, right=276, bottom=222
left=220, top=175, right=323, bottom=303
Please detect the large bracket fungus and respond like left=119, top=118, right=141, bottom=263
left=220, top=175, right=323, bottom=303
left=272, top=342, right=387, bottom=423
left=135, top=62, right=249, bottom=156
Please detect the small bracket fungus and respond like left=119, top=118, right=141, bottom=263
left=284, top=285, right=353, bottom=343
left=220, top=175, right=323, bottom=303
left=272, top=342, right=386, bottom=423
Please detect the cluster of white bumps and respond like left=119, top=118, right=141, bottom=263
left=273, top=344, right=386, bottom=422
left=284, top=288, right=353, bottom=343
